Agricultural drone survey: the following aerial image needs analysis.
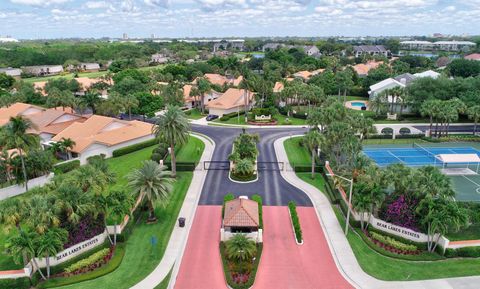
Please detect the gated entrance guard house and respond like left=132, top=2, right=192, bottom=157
left=221, top=197, right=262, bottom=243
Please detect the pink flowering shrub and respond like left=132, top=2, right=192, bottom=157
left=380, top=194, right=419, bottom=232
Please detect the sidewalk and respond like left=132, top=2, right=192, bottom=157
left=130, top=133, right=215, bottom=289
left=274, top=135, right=480, bottom=289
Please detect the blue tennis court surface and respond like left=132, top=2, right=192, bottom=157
left=363, top=146, right=480, bottom=167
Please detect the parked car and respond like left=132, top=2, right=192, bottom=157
left=206, top=114, right=219, bottom=121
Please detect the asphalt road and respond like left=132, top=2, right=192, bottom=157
left=192, top=125, right=312, bottom=206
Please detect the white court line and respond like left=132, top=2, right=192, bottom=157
left=387, top=150, right=404, bottom=163
left=462, top=175, right=480, bottom=194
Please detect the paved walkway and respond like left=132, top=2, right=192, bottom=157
left=274, top=135, right=480, bottom=289
left=254, top=206, right=353, bottom=289
left=130, top=133, right=215, bottom=289
left=174, top=206, right=225, bottom=289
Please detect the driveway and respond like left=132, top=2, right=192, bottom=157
left=192, top=125, right=311, bottom=206
left=254, top=206, right=353, bottom=289
left=174, top=206, right=225, bottom=289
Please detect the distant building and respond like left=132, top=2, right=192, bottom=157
left=400, top=40, right=476, bottom=52
left=262, top=43, right=283, bottom=52
left=67, top=63, right=101, bottom=72
left=206, top=88, right=255, bottom=117
left=351, top=61, right=383, bottom=77
left=151, top=53, right=169, bottom=64
left=22, top=65, right=64, bottom=77
left=303, top=45, right=321, bottom=57
left=0, top=37, right=19, bottom=43
left=0, top=68, right=22, bottom=79
left=353, top=45, right=389, bottom=58
left=213, top=40, right=245, bottom=52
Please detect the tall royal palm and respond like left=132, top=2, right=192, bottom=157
left=103, top=190, right=134, bottom=245
left=468, top=105, right=480, bottom=135
left=36, top=228, right=68, bottom=278
left=196, top=77, right=211, bottom=114
left=127, top=160, right=174, bottom=223
left=0, top=116, right=39, bottom=191
left=153, top=105, right=190, bottom=177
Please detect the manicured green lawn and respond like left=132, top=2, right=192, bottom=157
left=446, top=224, right=480, bottom=241
left=57, top=172, right=193, bottom=289
left=283, top=136, right=310, bottom=165
left=284, top=137, right=480, bottom=280
left=23, top=71, right=109, bottom=83
left=175, top=136, right=205, bottom=162
left=274, top=114, right=307, bottom=125
left=213, top=114, right=247, bottom=125
left=186, top=108, right=206, bottom=120
left=362, top=138, right=429, bottom=146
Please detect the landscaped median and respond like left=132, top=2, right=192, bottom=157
left=228, top=131, right=259, bottom=183
left=281, top=135, right=480, bottom=281
left=288, top=201, right=303, bottom=244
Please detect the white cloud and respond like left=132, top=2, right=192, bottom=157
left=84, top=1, right=110, bottom=9
left=144, top=0, right=170, bottom=7
left=10, top=0, right=69, bottom=6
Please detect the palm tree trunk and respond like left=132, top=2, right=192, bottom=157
left=19, top=151, right=28, bottom=191
left=114, top=224, right=117, bottom=245
left=170, top=143, right=177, bottom=178
left=129, top=107, right=132, bottom=120
left=311, top=150, right=315, bottom=179
left=148, top=200, right=156, bottom=221
left=474, top=121, right=478, bottom=136
left=435, top=119, right=439, bottom=137
left=429, top=115, right=433, bottom=137
left=32, top=258, right=46, bottom=280
left=201, top=93, right=205, bottom=114
left=46, top=254, right=50, bottom=279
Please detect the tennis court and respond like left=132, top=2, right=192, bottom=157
left=363, top=142, right=480, bottom=202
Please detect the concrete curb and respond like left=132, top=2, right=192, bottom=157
left=130, top=133, right=215, bottom=289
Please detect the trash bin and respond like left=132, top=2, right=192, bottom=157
left=178, top=217, right=186, bottom=227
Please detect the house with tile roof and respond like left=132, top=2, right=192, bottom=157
left=199, top=73, right=243, bottom=87
left=221, top=197, right=262, bottom=242
left=182, top=84, right=223, bottom=109
left=206, top=88, right=255, bottom=117
left=51, top=115, right=154, bottom=164
left=352, top=61, right=383, bottom=77
left=353, top=45, right=389, bottom=58
left=465, top=54, right=480, bottom=61
left=34, top=77, right=109, bottom=97
left=0, top=102, right=88, bottom=143
left=273, top=81, right=284, bottom=93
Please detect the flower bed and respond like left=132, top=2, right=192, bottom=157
left=220, top=242, right=263, bottom=289
left=367, top=230, right=420, bottom=255
left=62, top=215, right=105, bottom=249
left=57, top=247, right=115, bottom=278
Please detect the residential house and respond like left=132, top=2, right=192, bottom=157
left=151, top=53, right=169, bottom=64
left=465, top=54, right=480, bottom=61
left=22, top=65, right=64, bottom=77
left=413, top=70, right=440, bottom=79
left=0, top=68, right=22, bottom=79
left=221, top=197, right=262, bottom=243
left=303, top=45, right=321, bottom=57
left=262, top=43, right=283, bottom=52
left=182, top=84, right=222, bottom=109
left=353, top=45, right=389, bottom=58
left=293, top=70, right=312, bottom=81
left=51, top=115, right=154, bottom=164
left=33, top=77, right=109, bottom=97
left=273, top=81, right=284, bottom=93
left=206, top=88, right=255, bottom=117
left=79, top=63, right=101, bottom=72
left=352, top=61, right=383, bottom=77
left=201, top=73, right=243, bottom=87
left=0, top=102, right=88, bottom=143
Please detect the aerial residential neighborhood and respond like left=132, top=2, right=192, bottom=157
left=1, top=1, right=480, bottom=289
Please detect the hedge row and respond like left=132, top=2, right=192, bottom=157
left=251, top=194, right=263, bottom=229
left=112, top=139, right=157, bottom=157
left=445, top=246, right=480, bottom=258
left=230, top=172, right=256, bottom=182
left=64, top=248, right=111, bottom=273
left=369, top=231, right=418, bottom=252
left=54, top=160, right=80, bottom=174
left=288, top=201, right=303, bottom=243
left=219, top=111, right=245, bottom=121
left=219, top=242, right=263, bottom=289
left=368, top=133, right=425, bottom=139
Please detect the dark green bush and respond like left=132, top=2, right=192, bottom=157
left=445, top=246, right=480, bottom=258
left=288, top=201, right=303, bottom=243
left=219, top=115, right=231, bottom=121
left=112, top=139, right=157, bottom=157
left=0, top=278, right=31, bottom=289
left=54, top=160, right=80, bottom=174
left=230, top=172, right=256, bottom=182
left=251, top=194, right=263, bottom=229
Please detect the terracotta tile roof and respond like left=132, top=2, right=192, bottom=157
left=183, top=84, right=195, bottom=102
left=293, top=71, right=312, bottom=79
left=33, top=77, right=107, bottom=95
left=352, top=61, right=383, bottom=76
left=0, top=102, right=43, bottom=126
left=465, top=53, right=480, bottom=61
left=224, top=198, right=259, bottom=227
left=201, top=73, right=243, bottom=87
left=51, top=115, right=154, bottom=153
left=273, top=81, right=284, bottom=93
left=206, top=88, right=253, bottom=110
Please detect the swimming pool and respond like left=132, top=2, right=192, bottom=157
left=351, top=101, right=367, bottom=107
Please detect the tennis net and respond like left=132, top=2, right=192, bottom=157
left=413, top=142, right=436, bottom=158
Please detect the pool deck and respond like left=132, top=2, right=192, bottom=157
left=345, top=100, right=369, bottom=111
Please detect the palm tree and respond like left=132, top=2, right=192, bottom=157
left=26, top=195, right=60, bottom=234
left=225, top=234, right=257, bottom=262
left=0, top=198, right=26, bottom=232
left=352, top=185, right=371, bottom=230
left=54, top=185, right=94, bottom=224
left=153, top=105, right=190, bottom=177
left=468, top=105, right=480, bottom=135
left=234, top=159, right=254, bottom=176
left=103, top=190, right=134, bottom=245
left=196, top=77, right=211, bottom=113
left=415, top=166, right=455, bottom=198
left=420, top=99, right=441, bottom=137
left=122, top=94, right=139, bottom=120
left=81, top=90, right=103, bottom=114
left=36, top=228, right=68, bottom=278
left=6, top=229, right=47, bottom=280
left=0, top=116, right=39, bottom=191
left=127, top=160, right=174, bottom=223
left=239, top=77, right=255, bottom=123
left=67, top=164, right=114, bottom=194
left=304, top=130, right=325, bottom=179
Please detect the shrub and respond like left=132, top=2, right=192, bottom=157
left=369, top=231, right=417, bottom=252
left=445, top=246, right=480, bottom=258
left=251, top=195, right=263, bottom=229
left=112, top=139, right=157, bottom=157
left=61, top=215, right=105, bottom=249
left=288, top=201, right=302, bottom=243
left=380, top=194, right=419, bottom=232
left=220, top=115, right=231, bottom=121
left=54, top=160, right=80, bottom=174
left=64, top=248, right=111, bottom=273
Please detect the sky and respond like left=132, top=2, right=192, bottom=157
left=0, top=0, right=479, bottom=39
